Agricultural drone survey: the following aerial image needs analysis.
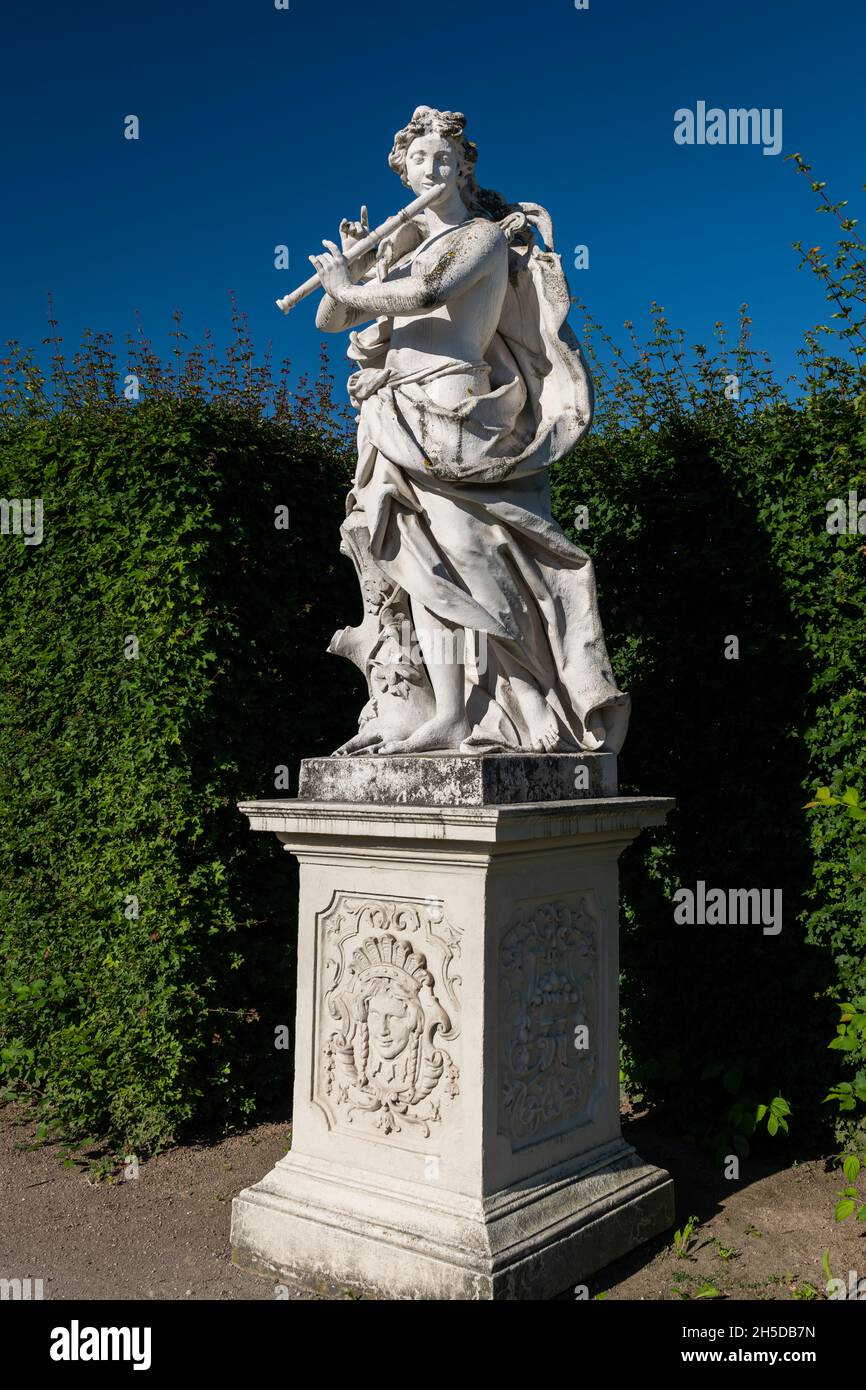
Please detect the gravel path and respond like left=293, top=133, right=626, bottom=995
left=1, top=1103, right=860, bottom=1301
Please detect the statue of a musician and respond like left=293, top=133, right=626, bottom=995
left=306, top=104, right=629, bottom=757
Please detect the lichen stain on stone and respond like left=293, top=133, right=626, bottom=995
left=454, top=415, right=465, bottom=468
left=424, top=246, right=459, bottom=304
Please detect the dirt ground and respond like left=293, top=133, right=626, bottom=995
left=1, top=1100, right=862, bottom=1302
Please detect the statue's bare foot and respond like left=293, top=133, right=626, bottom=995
left=507, top=682, right=561, bottom=752
left=373, top=713, right=470, bottom=755
left=532, top=710, right=561, bottom=752
left=333, top=728, right=383, bottom=756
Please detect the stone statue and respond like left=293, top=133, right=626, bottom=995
left=305, top=104, right=629, bottom=757
left=236, top=129, right=673, bottom=1292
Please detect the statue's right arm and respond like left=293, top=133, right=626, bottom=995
left=315, top=293, right=371, bottom=333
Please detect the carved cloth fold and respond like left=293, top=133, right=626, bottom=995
left=344, top=228, right=630, bottom=754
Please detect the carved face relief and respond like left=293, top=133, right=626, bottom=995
left=366, top=991, right=415, bottom=1062
left=317, top=895, right=462, bottom=1145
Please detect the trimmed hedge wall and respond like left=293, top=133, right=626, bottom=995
left=550, top=386, right=866, bottom=1150
left=0, top=399, right=358, bottom=1151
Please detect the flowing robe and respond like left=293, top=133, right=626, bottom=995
left=343, top=209, right=630, bottom=754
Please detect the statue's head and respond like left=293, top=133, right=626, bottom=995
left=389, top=106, right=511, bottom=220
left=389, top=106, right=477, bottom=204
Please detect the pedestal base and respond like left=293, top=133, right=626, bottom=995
left=232, top=1139, right=673, bottom=1301
left=233, top=784, right=675, bottom=1301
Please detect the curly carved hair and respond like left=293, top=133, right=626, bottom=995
left=388, top=105, right=510, bottom=221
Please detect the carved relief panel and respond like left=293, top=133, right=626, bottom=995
left=314, top=893, right=461, bottom=1148
left=499, top=895, right=603, bottom=1150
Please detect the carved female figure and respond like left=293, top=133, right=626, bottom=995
left=309, top=105, right=629, bottom=757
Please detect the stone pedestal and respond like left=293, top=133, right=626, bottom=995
left=231, top=756, right=675, bottom=1300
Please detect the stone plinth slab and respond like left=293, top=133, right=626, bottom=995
left=232, top=1141, right=672, bottom=1301
left=298, top=751, right=617, bottom=806
left=232, top=793, right=675, bottom=1299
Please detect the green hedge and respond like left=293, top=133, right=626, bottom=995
left=0, top=398, right=358, bottom=1152
left=550, top=350, right=866, bottom=1151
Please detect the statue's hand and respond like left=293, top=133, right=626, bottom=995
left=339, top=206, right=369, bottom=255
left=309, top=241, right=352, bottom=300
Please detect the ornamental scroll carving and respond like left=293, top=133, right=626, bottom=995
left=499, top=896, right=601, bottom=1149
left=315, top=893, right=461, bottom=1145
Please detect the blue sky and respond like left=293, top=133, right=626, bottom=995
left=2, top=0, right=864, bottom=397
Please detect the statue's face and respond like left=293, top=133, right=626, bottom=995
left=367, top=993, right=413, bottom=1060
left=405, top=133, right=461, bottom=201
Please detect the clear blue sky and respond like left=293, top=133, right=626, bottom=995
left=2, top=0, right=864, bottom=396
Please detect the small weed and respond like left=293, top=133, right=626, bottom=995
left=674, top=1214, right=700, bottom=1258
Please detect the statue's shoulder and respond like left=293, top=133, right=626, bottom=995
left=460, top=216, right=508, bottom=253
left=468, top=215, right=506, bottom=237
